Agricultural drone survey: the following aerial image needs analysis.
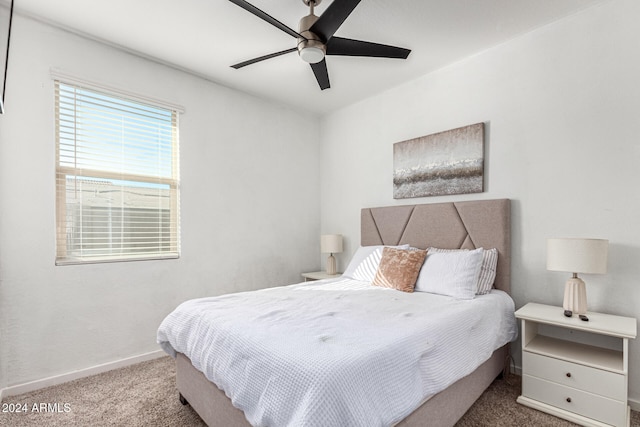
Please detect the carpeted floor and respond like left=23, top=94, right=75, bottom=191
left=1, top=356, right=638, bottom=426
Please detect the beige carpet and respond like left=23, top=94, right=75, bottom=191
left=1, top=356, right=638, bottom=426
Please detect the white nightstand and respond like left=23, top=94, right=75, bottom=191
left=301, top=271, right=342, bottom=281
left=515, top=303, right=637, bottom=427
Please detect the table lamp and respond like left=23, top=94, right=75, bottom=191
left=321, top=234, right=343, bottom=275
left=546, top=238, right=608, bottom=317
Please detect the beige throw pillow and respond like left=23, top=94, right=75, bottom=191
left=372, top=247, right=427, bottom=293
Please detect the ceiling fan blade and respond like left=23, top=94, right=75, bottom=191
left=326, top=37, right=411, bottom=59
left=310, top=59, right=330, bottom=90
left=309, top=0, right=361, bottom=42
left=231, top=48, right=297, bottom=69
left=228, top=0, right=306, bottom=40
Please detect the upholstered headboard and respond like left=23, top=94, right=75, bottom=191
left=361, top=199, right=511, bottom=294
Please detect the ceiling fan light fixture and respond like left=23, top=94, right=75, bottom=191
left=299, top=46, right=325, bottom=63
left=297, top=37, right=326, bottom=63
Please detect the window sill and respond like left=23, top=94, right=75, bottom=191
left=55, top=253, right=180, bottom=266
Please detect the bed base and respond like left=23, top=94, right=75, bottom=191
left=176, top=345, right=509, bottom=427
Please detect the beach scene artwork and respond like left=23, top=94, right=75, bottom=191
left=393, top=123, right=484, bottom=198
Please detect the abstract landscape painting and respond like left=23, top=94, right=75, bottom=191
left=393, top=123, right=484, bottom=198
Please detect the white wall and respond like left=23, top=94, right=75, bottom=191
left=0, top=15, right=320, bottom=389
left=320, top=0, right=640, bottom=404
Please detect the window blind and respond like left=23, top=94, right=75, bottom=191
left=55, top=81, right=180, bottom=264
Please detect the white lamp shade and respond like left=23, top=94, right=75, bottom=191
left=321, top=234, right=343, bottom=254
left=546, top=238, right=608, bottom=274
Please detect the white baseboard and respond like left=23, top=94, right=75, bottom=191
left=0, top=350, right=165, bottom=399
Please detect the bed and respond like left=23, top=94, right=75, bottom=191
left=158, top=198, right=515, bottom=427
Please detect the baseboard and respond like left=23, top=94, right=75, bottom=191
left=1, top=350, right=166, bottom=399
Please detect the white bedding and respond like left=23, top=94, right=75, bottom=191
left=157, top=278, right=517, bottom=427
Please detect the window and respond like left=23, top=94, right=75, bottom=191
left=55, top=80, right=180, bottom=264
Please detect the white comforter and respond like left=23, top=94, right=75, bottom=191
left=157, top=278, right=517, bottom=427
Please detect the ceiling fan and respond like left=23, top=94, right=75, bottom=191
left=229, top=0, right=411, bottom=90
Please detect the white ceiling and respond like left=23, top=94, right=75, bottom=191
left=17, top=0, right=605, bottom=115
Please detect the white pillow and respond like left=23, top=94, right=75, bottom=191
left=414, top=248, right=484, bottom=299
left=427, top=247, right=498, bottom=294
left=343, top=244, right=410, bottom=282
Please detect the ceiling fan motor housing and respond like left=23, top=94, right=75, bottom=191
left=298, top=13, right=325, bottom=63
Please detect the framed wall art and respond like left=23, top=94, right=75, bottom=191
left=393, top=123, right=484, bottom=198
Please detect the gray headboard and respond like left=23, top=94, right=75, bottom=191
left=361, top=199, right=511, bottom=294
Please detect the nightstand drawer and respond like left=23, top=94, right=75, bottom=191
left=523, top=351, right=625, bottom=401
left=522, top=375, right=627, bottom=427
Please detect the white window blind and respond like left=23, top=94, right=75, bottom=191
left=55, top=81, right=180, bottom=264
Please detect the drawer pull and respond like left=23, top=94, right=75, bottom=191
left=566, top=397, right=572, bottom=403
left=566, top=372, right=571, bottom=378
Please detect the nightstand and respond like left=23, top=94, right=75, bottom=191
left=515, top=302, right=637, bottom=427
left=301, top=271, right=342, bottom=281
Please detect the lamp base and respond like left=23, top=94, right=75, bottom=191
left=326, top=254, right=336, bottom=275
left=563, top=276, right=587, bottom=315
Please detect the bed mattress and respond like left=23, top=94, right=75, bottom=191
left=158, top=278, right=517, bottom=427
